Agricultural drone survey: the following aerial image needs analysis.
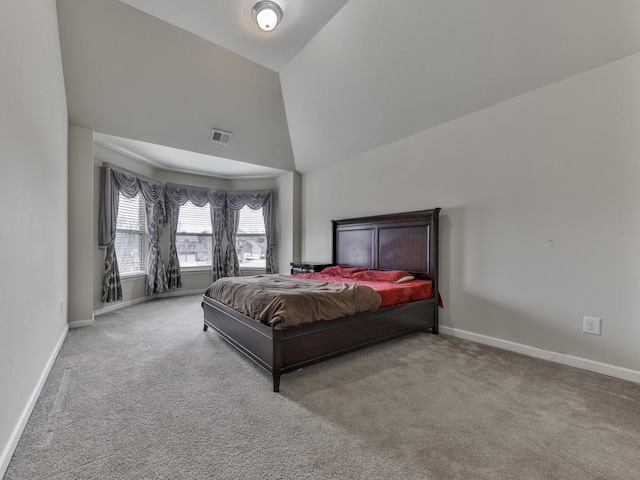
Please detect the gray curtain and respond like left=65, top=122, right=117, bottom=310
left=165, top=201, right=181, bottom=289
left=144, top=201, right=167, bottom=296
left=164, top=183, right=226, bottom=288
left=98, top=167, right=122, bottom=303
left=211, top=204, right=226, bottom=281
left=98, top=164, right=167, bottom=302
left=209, top=191, right=227, bottom=279
left=224, top=208, right=240, bottom=276
left=225, top=190, right=276, bottom=274
left=261, top=194, right=276, bottom=274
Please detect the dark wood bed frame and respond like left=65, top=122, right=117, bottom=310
left=201, top=208, right=440, bottom=392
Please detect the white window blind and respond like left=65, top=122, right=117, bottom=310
left=115, top=192, right=147, bottom=275
left=236, top=205, right=266, bottom=269
left=177, top=200, right=212, bottom=267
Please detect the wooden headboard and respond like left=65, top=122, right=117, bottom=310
left=331, top=209, right=440, bottom=285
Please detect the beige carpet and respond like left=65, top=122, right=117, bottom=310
left=5, top=295, right=640, bottom=479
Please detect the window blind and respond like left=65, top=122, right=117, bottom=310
left=237, top=205, right=266, bottom=268
left=238, top=205, right=266, bottom=234
left=115, top=192, right=147, bottom=275
left=177, top=200, right=212, bottom=267
left=177, top=201, right=212, bottom=234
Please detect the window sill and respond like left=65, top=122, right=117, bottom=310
left=240, top=268, right=266, bottom=275
left=120, top=272, right=146, bottom=281
left=180, top=266, right=212, bottom=273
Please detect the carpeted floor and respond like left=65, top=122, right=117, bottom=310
left=5, top=295, right=640, bottom=479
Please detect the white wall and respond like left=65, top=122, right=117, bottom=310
left=0, top=0, right=69, bottom=474
left=57, top=0, right=295, bottom=172
left=281, top=0, right=640, bottom=174
left=276, top=172, right=302, bottom=274
left=301, top=53, right=640, bottom=373
left=68, top=126, right=95, bottom=326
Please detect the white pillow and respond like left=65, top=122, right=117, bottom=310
left=393, top=275, right=415, bottom=283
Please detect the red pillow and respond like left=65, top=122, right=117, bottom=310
left=351, top=270, right=415, bottom=283
left=320, top=265, right=364, bottom=278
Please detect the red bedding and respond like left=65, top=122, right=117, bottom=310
left=291, top=272, right=434, bottom=308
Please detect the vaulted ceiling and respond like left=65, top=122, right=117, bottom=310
left=57, top=0, right=640, bottom=177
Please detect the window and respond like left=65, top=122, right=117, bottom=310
left=236, top=205, right=266, bottom=269
left=176, top=200, right=212, bottom=268
left=115, top=192, right=147, bottom=275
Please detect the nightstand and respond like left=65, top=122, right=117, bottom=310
left=290, top=262, right=333, bottom=274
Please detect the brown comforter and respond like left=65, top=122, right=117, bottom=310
left=205, top=275, right=382, bottom=330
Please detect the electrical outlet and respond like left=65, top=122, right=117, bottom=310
left=583, top=316, right=601, bottom=335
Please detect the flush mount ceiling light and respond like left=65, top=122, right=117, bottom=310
left=251, top=1, right=283, bottom=32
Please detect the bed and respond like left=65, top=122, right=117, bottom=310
left=201, top=208, right=441, bottom=392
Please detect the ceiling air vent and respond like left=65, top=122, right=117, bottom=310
left=210, top=129, right=232, bottom=146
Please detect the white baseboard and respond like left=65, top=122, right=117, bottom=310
left=155, top=288, right=203, bottom=299
left=0, top=324, right=69, bottom=478
left=69, top=313, right=95, bottom=329
left=93, top=296, right=149, bottom=316
left=94, top=289, right=203, bottom=317
left=69, top=319, right=94, bottom=329
left=440, top=326, right=640, bottom=384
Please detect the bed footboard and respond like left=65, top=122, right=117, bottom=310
left=202, top=295, right=437, bottom=392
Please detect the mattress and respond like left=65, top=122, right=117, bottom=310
left=205, top=274, right=381, bottom=329
left=291, top=273, right=434, bottom=308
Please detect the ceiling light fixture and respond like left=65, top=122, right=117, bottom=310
left=251, top=1, right=283, bottom=32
